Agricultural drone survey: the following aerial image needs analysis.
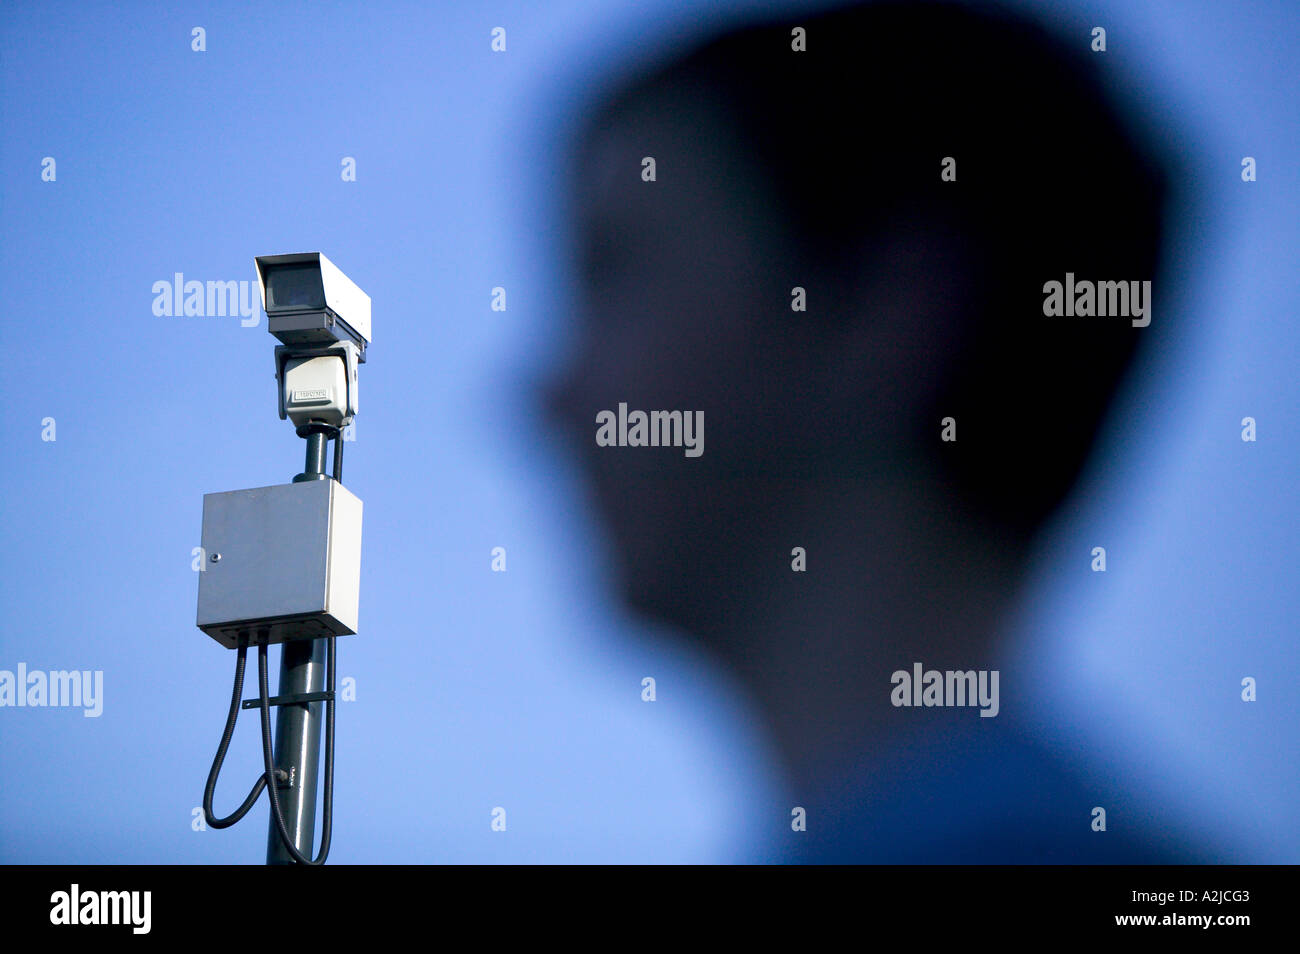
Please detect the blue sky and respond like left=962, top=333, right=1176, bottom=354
left=0, top=0, right=1296, bottom=862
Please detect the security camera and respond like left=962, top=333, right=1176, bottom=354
left=255, top=252, right=371, bottom=358
left=256, top=253, right=369, bottom=430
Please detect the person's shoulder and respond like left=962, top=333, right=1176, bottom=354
left=788, top=720, right=1218, bottom=864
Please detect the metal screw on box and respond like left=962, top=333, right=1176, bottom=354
left=197, top=252, right=369, bottom=866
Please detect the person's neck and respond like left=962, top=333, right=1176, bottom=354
left=689, top=472, right=1030, bottom=795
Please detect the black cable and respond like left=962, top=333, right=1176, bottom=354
left=202, top=642, right=268, bottom=829
left=257, top=637, right=335, bottom=865
left=333, top=431, right=344, bottom=483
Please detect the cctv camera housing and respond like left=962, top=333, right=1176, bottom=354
left=256, top=252, right=371, bottom=357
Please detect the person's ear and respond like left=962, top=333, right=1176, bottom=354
left=814, top=209, right=980, bottom=431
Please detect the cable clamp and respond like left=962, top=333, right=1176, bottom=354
left=242, top=690, right=335, bottom=710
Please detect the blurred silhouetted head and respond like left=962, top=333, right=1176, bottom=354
left=549, top=0, right=1171, bottom=636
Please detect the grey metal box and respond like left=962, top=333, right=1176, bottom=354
left=197, top=480, right=363, bottom=649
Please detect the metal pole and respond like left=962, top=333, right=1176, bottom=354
left=299, top=430, right=329, bottom=483
left=266, top=430, right=331, bottom=864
